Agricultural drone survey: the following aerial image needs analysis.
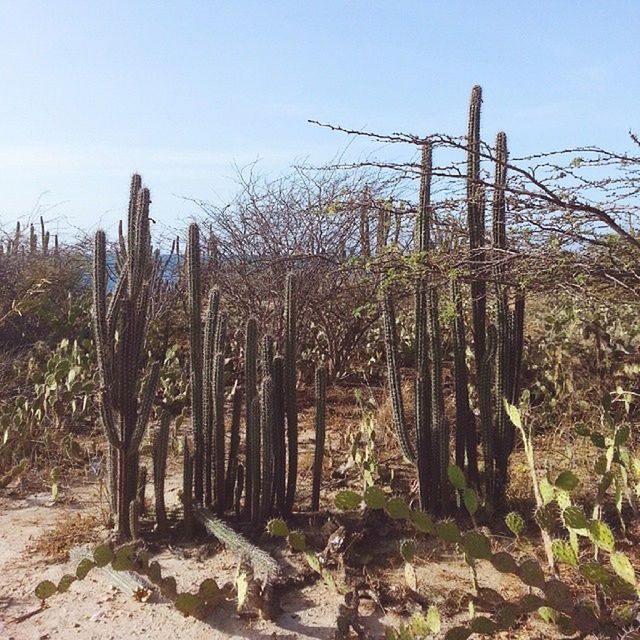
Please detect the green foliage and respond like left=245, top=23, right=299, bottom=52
left=505, top=511, right=525, bottom=537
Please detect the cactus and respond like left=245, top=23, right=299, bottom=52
left=136, top=466, right=147, bottom=516
left=261, top=334, right=274, bottom=379
left=283, top=273, right=298, bottom=515
left=213, top=352, right=226, bottom=513
left=225, top=385, right=242, bottom=508
left=187, top=223, right=205, bottom=504
left=129, top=499, right=141, bottom=541
left=381, top=291, right=415, bottom=462
left=235, top=462, right=244, bottom=517
left=272, top=355, right=286, bottom=513
left=249, top=396, right=262, bottom=526
left=491, top=131, right=525, bottom=504
left=451, top=277, right=478, bottom=487
left=260, top=376, right=275, bottom=522
left=244, top=317, right=259, bottom=517
left=311, top=365, right=327, bottom=512
left=92, top=174, right=161, bottom=538
left=153, top=412, right=171, bottom=531
left=427, top=285, right=449, bottom=513
left=195, top=506, right=280, bottom=578
left=203, top=288, right=220, bottom=507
left=182, top=436, right=194, bottom=538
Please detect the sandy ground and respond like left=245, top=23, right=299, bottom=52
left=0, top=477, right=566, bottom=640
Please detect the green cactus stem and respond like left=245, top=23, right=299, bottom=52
left=153, top=412, right=171, bottom=531
left=311, top=365, right=327, bottom=512
left=187, top=223, right=205, bottom=504
left=284, top=273, right=299, bottom=515
left=225, top=385, right=243, bottom=508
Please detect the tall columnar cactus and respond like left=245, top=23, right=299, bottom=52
left=187, top=223, right=205, bottom=504
left=212, top=352, right=226, bottom=513
left=311, top=365, right=327, bottom=512
left=262, top=334, right=275, bottom=379
left=202, top=288, right=220, bottom=507
left=491, top=131, right=525, bottom=504
left=381, top=291, right=415, bottom=462
left=92, top=174, right=161, bottom=538
left=259, top=376, right=275, bottom=523
left=283, top=273, right=299, bottom=515
left=225, top=386, right=243, bottom=507
left=183, top=436, right=194, bottom=538
left=244, top=317, right=259, bottom=517
left=451, top=277, right=478, bottom=487
left=414, top=143, right=435, bottom=510
left=466, top=85, right=495, bottom=501
left=272, top=355, right=286, bottom=513
left=153, top=412, right=171, bottom=531
left=249, top=396, right=262, bottom=526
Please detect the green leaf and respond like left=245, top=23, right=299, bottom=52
left=615, top=425, right=630, bottom=446
left=580, top=562, right=612, bottom=585
left=551, top=539, right=578, bottom=567
left=611, top=552, right=636, bottom=585
left=305, top=552, right=322, bottom=575
left=426, top=605, right=441, bottom=634
left=57, top=574, right=75, bottom=593
left=491, top=551, right=518, bottom=574
left=287, top=531, right=306, bottom=552
left=505, top=511, right=525, bottom=537
left=447, top=464, right=466, bottom=490
left=539, top=477, right=555, bottom=505
left=75, top=558, right=95, bottom=580
left=385, top=497, right=410, bottom=520
left=588, top=520, right=615, bottom=553
left=504, top=401, right=522, bottom=428
left=470, top=617, right=498, bottom=634
left=444, top=627, right=471, bottom=640
left=175, top=593, right=203, bottom=617
left=404, top=562, right=418, bottom=591
left=111, top=544, right=135, bottom=571
left=463, top=530, right=492, bottom=560
left=463, top=488, right=478, bottom=516
left=400, top=539, right=416, bottom=563
left=436, top=520, right=461, bottom=544
left=555, top=470, right=579, bottom=492
left=334, top=490, right=362, bottom=511
left=35, top=580, right=57, bottom=601
left=93, top=544, right=113, bottom=567
left=364, top=485, right=386, bottom=510
left=563, top=506, right=588, bottom=530
left=518, top=558, right=545, bottom=588
left=266, top=518, right=289, bottom=537
left=537, top=606, right=558, bottom=623
left=410, top=510, right=434, bottom=534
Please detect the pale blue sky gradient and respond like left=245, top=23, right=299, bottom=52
left=0, top=1, right=638, bottom=237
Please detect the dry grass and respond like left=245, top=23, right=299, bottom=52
left=26, top=511, right=100, bottom=563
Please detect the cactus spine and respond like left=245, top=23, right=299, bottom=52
left=311, top=365, right=327, bottom=512
left=284, top=273, right=298, bottom=515
left=92, top=174, right=161, bottom=538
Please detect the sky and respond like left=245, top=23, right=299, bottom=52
left=0, top=1, right=638, bottom=239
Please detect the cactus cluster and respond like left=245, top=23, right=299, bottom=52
left=0, top=217, right=58, bottom=257
left=177, top=225, right=327, bottom=531
left=92, top=174, right=162, bottom=538
left=381, top=87, right=525, bottom=512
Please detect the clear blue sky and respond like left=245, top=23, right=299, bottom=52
left=0, top=1, right=638, bottom=238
